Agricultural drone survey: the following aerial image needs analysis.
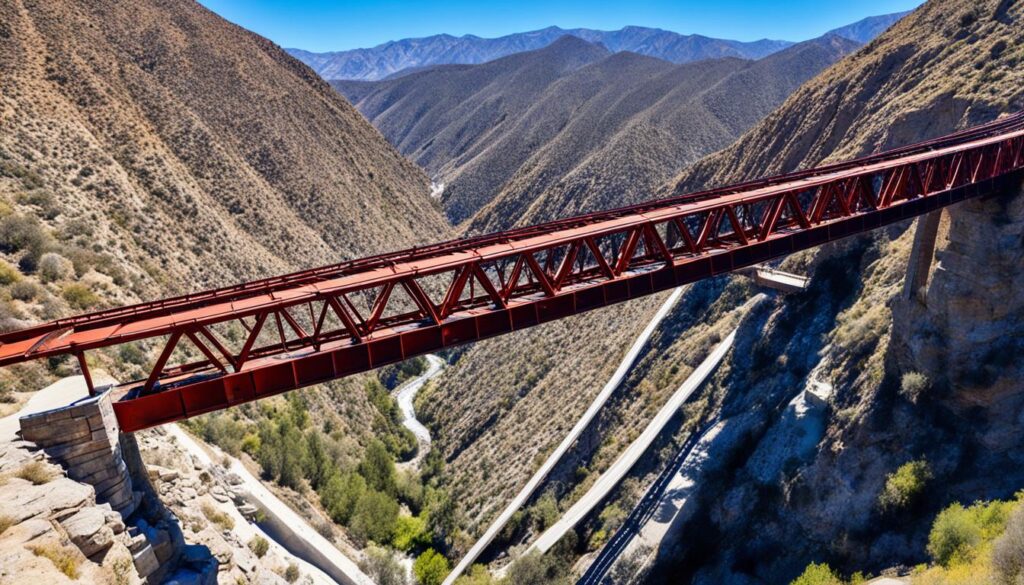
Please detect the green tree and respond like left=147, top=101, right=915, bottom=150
left=530, top=491, right=560, bottom=532
left=413, top=548, right=451, bottom=585
left=790, top=563, right=843, bottom=585
left=319, top=471, right=366, bottom=526
left=393, top=513, right=431, bottom=552
left=304, top=431, right=338, bottom=491
left=927, top=503, right=983, bottom=567
left=360, top=439, right=397, bottom=495
left=425, top=487, right=457, bottom=550
left=350, top=490, right=400, bottom=545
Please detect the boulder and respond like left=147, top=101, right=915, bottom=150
left=61, top=507, right=115, bottom=558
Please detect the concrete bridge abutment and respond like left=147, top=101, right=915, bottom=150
left=18, top=390, right=141, bottom=518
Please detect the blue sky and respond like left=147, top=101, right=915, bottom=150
left=199, top=0, right=924, bottom=53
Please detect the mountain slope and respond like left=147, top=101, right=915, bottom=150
left=823, top=10, right=913, bottom=43
left=0, top=0, right=450, bottom=305
left=290, top=25, right=792, bottom=81
left=466, top=34, right=862, bottom=233
left=642, top=0, right=1024, bottom=582
left=338, top=35, right=859, bottom=226
left=335, top=36, right=613, bottom=222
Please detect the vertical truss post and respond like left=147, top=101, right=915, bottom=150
left=75, top=350, right=96, bottom=397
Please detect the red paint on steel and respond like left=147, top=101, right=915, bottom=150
left=2, top=115, right=1024, bottom=432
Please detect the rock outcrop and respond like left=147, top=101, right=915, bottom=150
left=893, top=182, right=1024, bottom=449
left=0, top=440, right=145, bottom=584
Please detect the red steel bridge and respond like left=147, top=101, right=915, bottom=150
left=2, top=114, right=1024, bottom=432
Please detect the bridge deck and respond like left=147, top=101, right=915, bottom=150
left=1, top=114, right=1023, bottom=432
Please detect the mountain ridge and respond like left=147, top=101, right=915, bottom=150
left=335, top=34, right=861, bottom=226
left=288, top=12, right=908, bottom=81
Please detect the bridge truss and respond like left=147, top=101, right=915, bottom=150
left=2, top=114, right=1023, bottom=431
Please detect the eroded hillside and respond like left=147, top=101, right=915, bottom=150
left=417, top=1, right=1024, bottom=582
left=338, top=35, right=859, bottom=226
left=646, top=0, right=1024, bottom=582
left=0, top=0, right=450, bottom=396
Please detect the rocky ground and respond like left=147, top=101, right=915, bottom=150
left=0, top=420, right=329, bottom=585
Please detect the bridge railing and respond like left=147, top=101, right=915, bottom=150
left=1, top=115, right=1023, bottom=431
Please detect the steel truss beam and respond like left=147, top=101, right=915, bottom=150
left=2, top=115, right=1024, bottom=431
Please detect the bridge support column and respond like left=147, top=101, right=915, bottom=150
left=902, top=210, right=942, bottom=302
left=19, top=390, right=141, bottom=518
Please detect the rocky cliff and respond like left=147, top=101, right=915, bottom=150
left=642, top=0, right=1024, bottom=582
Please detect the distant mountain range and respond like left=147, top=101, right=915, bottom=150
left=334, top=34, right=861, bottom=227
left=288, top=12, right=909, bottom=81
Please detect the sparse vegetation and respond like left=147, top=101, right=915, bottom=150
left=413, top=548, right=450, bottom=585
left=0, top=514, right=14, bottom=535
left=284, top=562, right=300, bottom=583
left=361, top=545, right=407, bottom=585
left=28, top=543, right=81, bottom=579
left=16, top=461, right=54, bottom=485
left=248, top=535, right=269, bottom=558
left=201, top=502, right=235, bottom=531
left=900, top=371, right=930, bottom=403
left=879, top=460, right=932, bottom=512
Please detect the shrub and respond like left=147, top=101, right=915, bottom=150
left=900, top=372, right=930, bottom=403
left=8, top=280, right=40, bottom=301
left=16, top=461, right=54, bottom=485
left=0, top=260, right=19, bottom=285
left=284, top=562, right=300, bottom=583
left=506, top=551, right=570, bottom=585
left=28, top=543, right=80, bottom=579
left=350, top=489, right=400, bottom=545
left=248, top=535, right=269, bottom=558
left=38, top=252, right=75, bottom=282
left=0, top=214, right=49, bottom=255
left=413, top=548, right=451, bottom=585
left=994, top=506, right=1024, bottom=583
left=201, top=502, right=235, bottom=531
left=393, top=513, right=430, bottom=552
left=454, top=565, right=498, bottom=585
left=790, top=563, right=842, bottom=585
left=62, top=283, right=99, bottom=310
left=879, top=460, right=931, bottom=512
left=361, top=545, right=407, bottom=585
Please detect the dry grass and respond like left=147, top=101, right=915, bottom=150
left=0, top=514, right=15, bottom=535
left=201, top=502, right=235, bottom=531
left=28, top=543, right=81, bottom=579
left=16, top=461, right=54, bottom=485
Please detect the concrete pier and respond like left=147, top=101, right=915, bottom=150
left=902, top=210, right=942, bottom=301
